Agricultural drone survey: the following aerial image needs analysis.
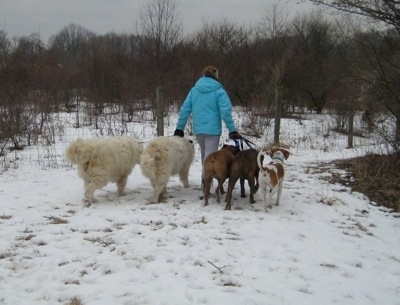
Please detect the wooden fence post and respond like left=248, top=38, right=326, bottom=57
left=347, top=98, right=354, bottom=148
left=156, top=86, right=164, bottom=137
left=274, top=86, right=281, bottom=144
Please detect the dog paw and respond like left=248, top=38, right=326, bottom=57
left=83, top=198, right=92, bottom=207
left=253, top=185, right=259, bottom=193
left=263, top=204, right=272, bottom=212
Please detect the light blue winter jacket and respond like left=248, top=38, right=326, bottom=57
left=176, top=76, right=236, bottom=136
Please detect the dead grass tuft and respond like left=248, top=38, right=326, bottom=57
left=194, top=216, right=207, bottom=224
left=66, top=297, right=83, bottom=305
left=320, top=263, right=338, bottom=269
left=17, top=234, right=36, bottom=241
left=0, top=252, right=13, bottom=260
left=329, top=153, right=400, bottom=213
left=65, top=280, right=80, bottom=285
left=83, top=236, right=115, bottom=247
left=45, top=216, right=68, bottom=224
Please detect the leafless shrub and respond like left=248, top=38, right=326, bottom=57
left=241, top=104, right=272, bottom=138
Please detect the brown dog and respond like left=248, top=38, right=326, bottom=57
left=224, top=148, right=263, bottom=210
left=203, top=145, right=239, bottom=206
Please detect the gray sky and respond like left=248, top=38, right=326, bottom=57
left=1, top=0, right=315, bottom=43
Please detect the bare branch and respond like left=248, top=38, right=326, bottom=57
left=309, top=0, right=400, bottom=33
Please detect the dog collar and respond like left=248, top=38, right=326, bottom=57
left=272, top=155, right=284, bottom=163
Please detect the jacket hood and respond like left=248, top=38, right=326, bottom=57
left=194, top=76, right=222, bottom=93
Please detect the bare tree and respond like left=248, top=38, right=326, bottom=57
left=258, top=1, right=290, bottom=39
left=290, top=11, right=342, bottom=113
left=48, top=23, right=93, bottom=61
left=137, top=0, right=182, bottom=74
left=48, top=24, right=93, bottom=114
left=0, top=30, right=10, bottom=60
left=257, top=1, right=294, bottom=143
left=0, top=33, right=46, bottom=149
left=136, top=0, right=183, bottom=132
left=192, top=19, right=256, bottom=105
left=309, top=0, right=400, bottom=145
left=308, top=0, right=400, bottom=34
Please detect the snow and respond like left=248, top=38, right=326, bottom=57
left=0, top=110, right=399, bottom=305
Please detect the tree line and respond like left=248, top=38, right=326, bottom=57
left=0, top=0, right=399, bottom=152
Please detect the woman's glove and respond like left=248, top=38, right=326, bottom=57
left=229, top=131, right=241, bottom=140
left=174, top=129, right=184, bottom=137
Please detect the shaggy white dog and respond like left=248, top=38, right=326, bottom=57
left=140, top=136, right=195, bottom=203
left=65, top=136, right=143, bottom=206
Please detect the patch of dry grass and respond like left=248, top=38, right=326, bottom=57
left=0, top=252, right=13, bottom=260
left=45, top=216, right=68, bottom=224
left=330, top=153, right=400, bottom=213
left=66, top=297, right=83, bottom=305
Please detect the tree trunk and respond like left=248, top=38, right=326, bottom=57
left=156, top=86, right=164, bottom=137
left=274, top=86, right=281, bottom=144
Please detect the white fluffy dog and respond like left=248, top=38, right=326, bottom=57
left=140, top=136, right=195, bottom=204
left=65, top=136, right=143, bottom=206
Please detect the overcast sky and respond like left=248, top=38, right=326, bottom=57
left=1, top=0, right=315, bottom=43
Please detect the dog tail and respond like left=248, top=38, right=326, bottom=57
left=140, top=154, right=155, bottom=167
left=65, top=138, right=93, bottom=165
left=257, top=149, right=264, bottom=170
left=140, top=143, right=162, bottom=167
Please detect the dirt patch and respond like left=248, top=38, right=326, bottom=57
left=329, top=153, right=400, bottom=212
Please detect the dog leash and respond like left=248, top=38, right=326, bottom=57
left=233, top=135, right=259, bottom=150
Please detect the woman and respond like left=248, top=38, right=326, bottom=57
left=174, top=65, right=241, bottom=185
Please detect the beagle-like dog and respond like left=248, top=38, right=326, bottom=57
left=257, top=147, right=290, bottom=211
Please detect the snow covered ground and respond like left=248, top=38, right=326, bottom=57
left=0, top=110, right=399, bottom=305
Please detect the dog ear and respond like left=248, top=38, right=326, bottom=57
left=280, top=149, right=290, bottom=160
left=267, top=148, right=276, bottom=158
left=262, top=147, right=272, bottom=156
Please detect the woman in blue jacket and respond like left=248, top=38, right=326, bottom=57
left=174, top=66, right=240, bottom=185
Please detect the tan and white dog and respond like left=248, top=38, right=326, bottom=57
left=257, top=147, right=290, bottom=211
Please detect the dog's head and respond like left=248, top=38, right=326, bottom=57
left=269, top=147, right=290, bottom=162
left=263, top=146, right=290, bottom=162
